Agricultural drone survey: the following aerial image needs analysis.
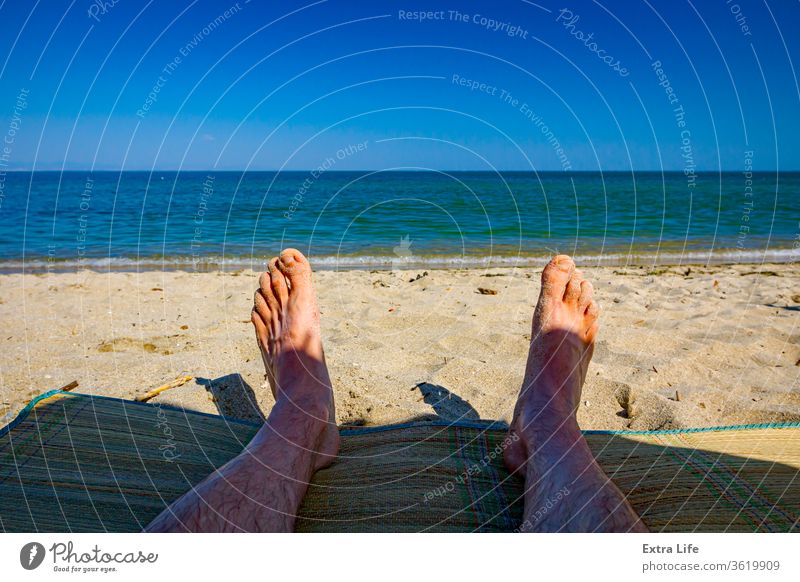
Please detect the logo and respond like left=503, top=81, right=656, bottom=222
left=20, top=542, right=46, bottom=570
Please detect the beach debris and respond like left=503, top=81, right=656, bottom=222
left=613, top=297, right=621, bottom=303
left=712, top=279, right=719, bottom=289
left=481, top=273, right=505, bottom=277
left=791, top=294, right=800, bottom=303
left=652, top=365, right=658, bottom=373
left=409, top=271, right=429, bottom=283
left=795, top=358, right=800, bottom=367
left=614, top=385, right=634, bottom=419
left=740, top=270, right=780, bottom=277
left=373, top=280, right=388, bottom=287
left=135, top=375, right=193, bottom=402
left=477, top=287, right=498, bottom=295
left=683, top=267, right=692, bottom=276
left=583, top=400, right=590, bottom=407
left=675, top=390, right=681, bottom=402
left=151, top=287, right=163, bottom=291
left=59, top=380, right=79, bottom=392
left=180, top=325, right=189, bottom=330
left=388, top=307, right=395, bottom=312
left=698, top=402, right=706, bottom=409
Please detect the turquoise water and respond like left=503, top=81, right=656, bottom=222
left=0, top=171, right=797, bottom=270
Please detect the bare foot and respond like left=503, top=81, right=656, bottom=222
left=146, top=249, right=340, bottom=532
left=504, top=255, right=646, bottom=532
left=505, top=254, right=598, bottom=472
left=251, top=248, right=339, bottom=470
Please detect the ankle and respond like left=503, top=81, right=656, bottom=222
left=516, top=401, right=579, bottom=440
left=517, top=414, right=589, bottom=462
left=272, top=392, right=331, bottom=425
left=529, top=427, right=594, bottom=478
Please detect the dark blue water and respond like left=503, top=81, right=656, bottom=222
left=0, top=171, right=797, bottom=270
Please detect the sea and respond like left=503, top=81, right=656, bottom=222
left=0, top=171, right=797, bottom=272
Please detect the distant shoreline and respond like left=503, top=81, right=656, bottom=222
left=2, top=169, right=799, bottom=174
left=1, top=248, right=796, bottom=274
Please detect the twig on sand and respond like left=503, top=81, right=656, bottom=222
left=135, top=375, right=193, bottom=402
left=59, top=380, right=79, bottom=392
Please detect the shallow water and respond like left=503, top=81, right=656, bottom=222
left=0, top=170, right=797, bottom=270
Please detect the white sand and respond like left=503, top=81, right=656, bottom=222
left=1, top=263, right=799, bottom=430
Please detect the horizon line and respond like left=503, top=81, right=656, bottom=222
left=1, top=168, right=794, bottom=173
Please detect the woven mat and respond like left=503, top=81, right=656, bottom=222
left=1, top=391, right=798, bottom=532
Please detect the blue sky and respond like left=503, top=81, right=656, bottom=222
left=0, top=0, right=798, bottom=171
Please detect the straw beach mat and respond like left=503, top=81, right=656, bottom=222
left=1, top=390, right=798, bottom=532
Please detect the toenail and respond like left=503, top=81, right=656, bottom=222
left=555, top=259, right=572, bottom=271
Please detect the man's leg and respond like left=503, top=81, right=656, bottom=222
left=505, top=255, right=647, bottom=532
left=146, top=249, right=339, bottom=532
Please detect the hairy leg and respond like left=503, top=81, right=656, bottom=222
left=505, top=255, right=647, bottom=532
left=146, top=249, right=338, bottom=532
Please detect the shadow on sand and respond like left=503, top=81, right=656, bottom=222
left=195, top=373, right=265, bottom=423
left=414, top=382, right=481, bottom=422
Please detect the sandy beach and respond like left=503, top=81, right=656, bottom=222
left=1, top=262, right=798, bottom=431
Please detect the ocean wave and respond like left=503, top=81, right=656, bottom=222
left=0, top=247, right=797, bottom=272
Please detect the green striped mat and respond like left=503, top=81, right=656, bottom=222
left=1, top=390, right=798, bottom=532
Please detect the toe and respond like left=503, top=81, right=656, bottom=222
left=259, top=275, right=280, bottom=314
left=277, top=248, right=312, bottom=288
left=578, top=279, right=593, bottom=312
left=564, top=270, right=583, bottom=304
left=254, top=289, right=271, bottom=321
left=540, top=255, right=575, bottom=299
left=259, top=269, right=271, bottom=295
left=586, top=320, right=599, bottom=343
left=584, top=300, right=600, bottom=340
left=268, top=257, right=289, bottom=305
left=251, top=308, right=269, bottom=345
left=585, top=299, right=600, bottom=320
